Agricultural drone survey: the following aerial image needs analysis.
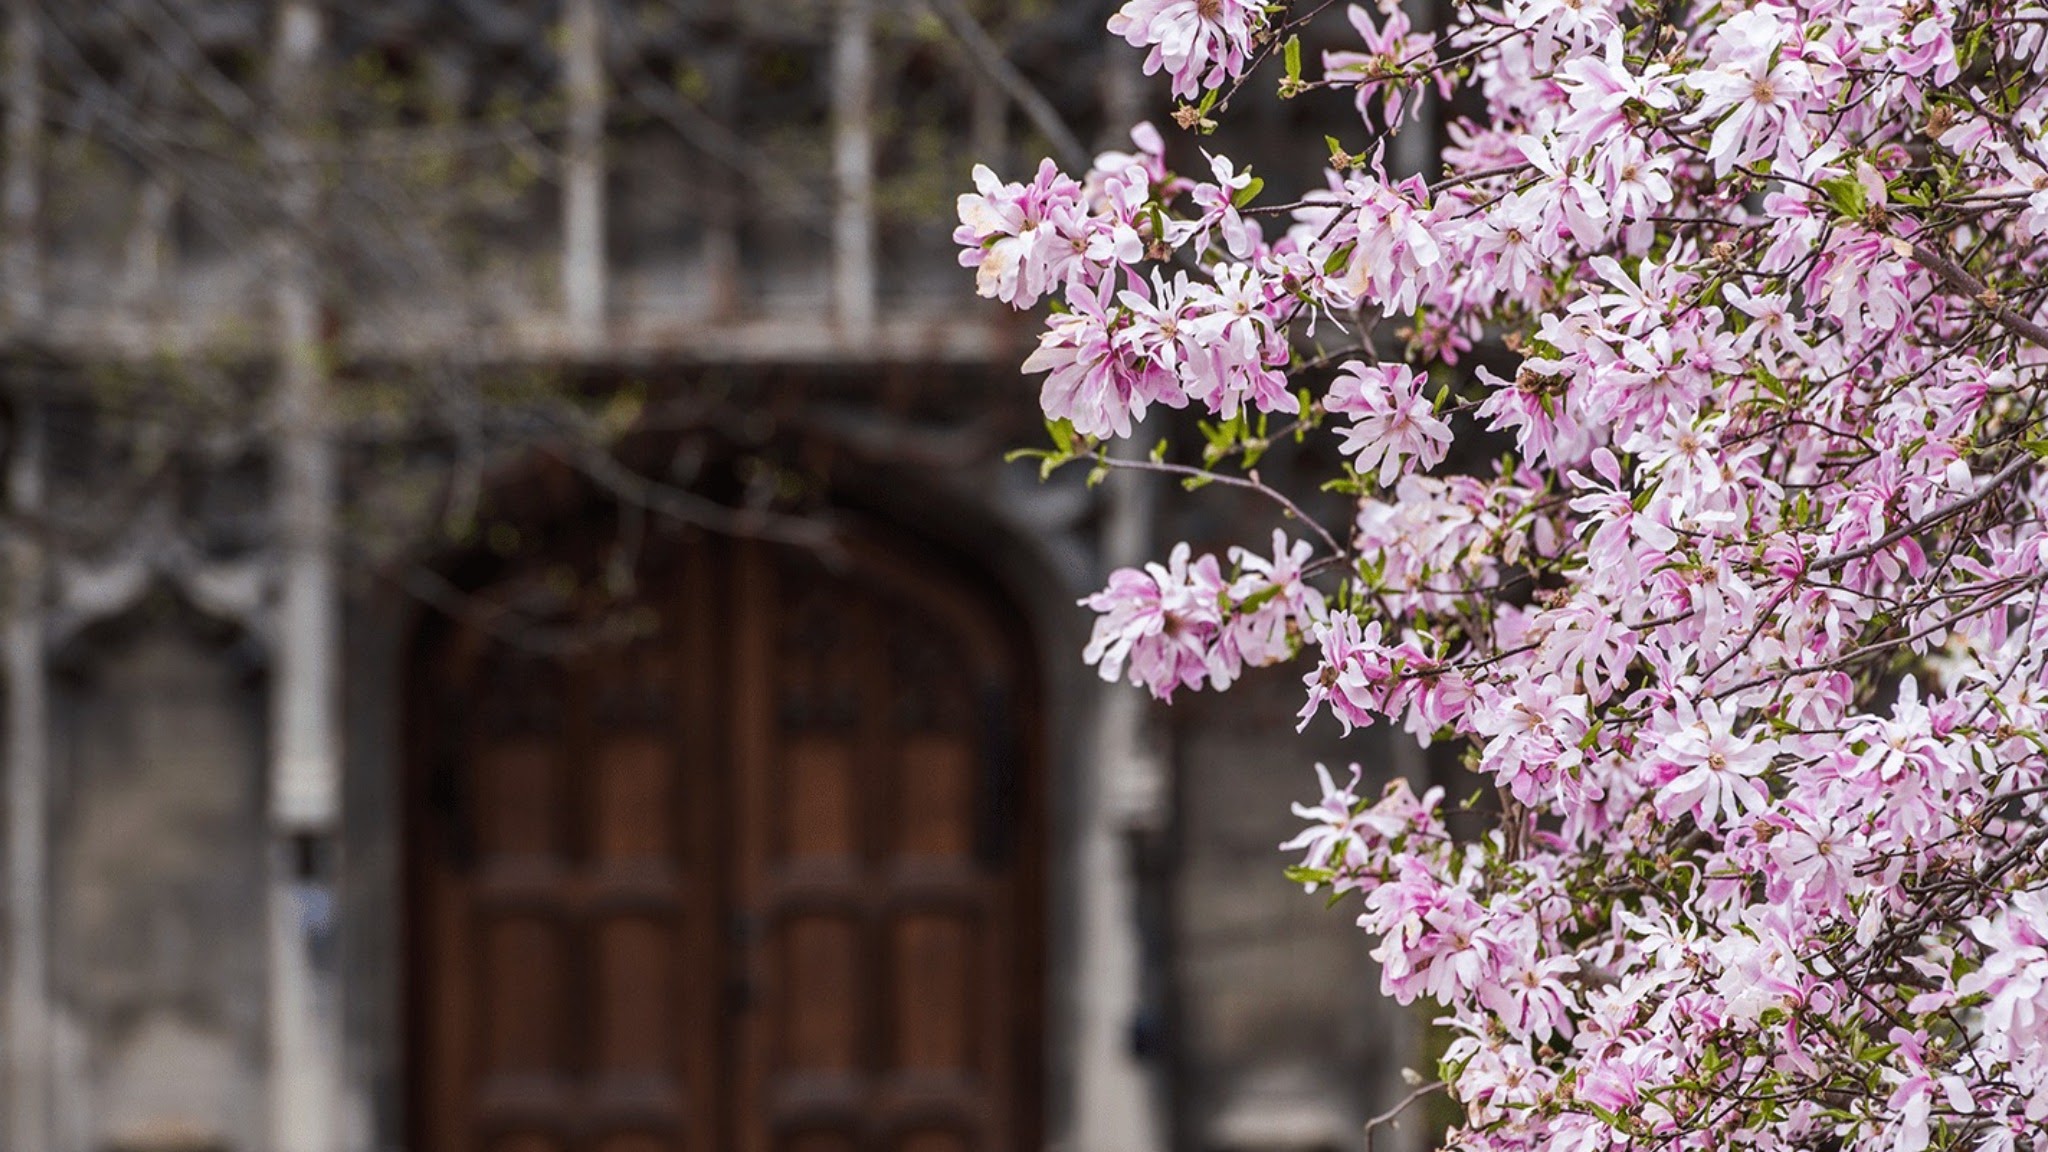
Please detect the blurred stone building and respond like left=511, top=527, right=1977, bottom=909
left=0, top=3, right=1430, bottom=1152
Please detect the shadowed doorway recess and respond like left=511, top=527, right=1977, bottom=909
left=408, top=527, right=1044, bottom=1152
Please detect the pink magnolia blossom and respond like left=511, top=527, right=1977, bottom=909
left=1107, top=0, right=1264, bottom=100
left=1652, top=698, right=1771, bottom=830
left=954, top=159, right=1086, bottom=307
left=1297, top=612, right=1396, bottom=734
left=1023, top=278, right=1188, bottom=440
left=1685, top=7, right=1821, bottom=175
left=1225, top=530, right=1328, bottom=667
left=1323, top=4, right=1446, bottom=124
left=1080, top=542, right=1231, bottom=700
left=1326, top=362, right=1453, bottom=486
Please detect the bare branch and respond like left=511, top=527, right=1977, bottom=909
left=922, top=0, right=1092, bottom=173
left=1098, top=454, right=1346, bottom=559
left=1910, top=242, right=2048, bottom=351
left=1363, top=1080, right=1446, bottom=1152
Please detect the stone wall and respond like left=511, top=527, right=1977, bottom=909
left=49, top=606, right=269, bottom=1152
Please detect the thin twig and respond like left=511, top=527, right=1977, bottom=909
left=1364, top=1081, right=1447, bottom=1152
left=922, top=0, right=1091, bottom=173
left=1811, top=453, right=2033, bottom=570
left=1098, top=454, right=1345, bottom=557
left=544, top=443, right=845, bottom=557
left=1910, top=242, right=2048, bottom=350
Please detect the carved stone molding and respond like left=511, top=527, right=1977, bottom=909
left=48, top=495, right=276, bottom=653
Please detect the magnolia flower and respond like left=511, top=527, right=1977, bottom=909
left=1298, top=612, right=1396, bottom=733
left=1685, top=9, right=1816, bottom=174
left=1080, top=543, right=1231, bottom=700
left=1107, top=0, right=1263, bottom=99
left=1327, top=362, right=1453, bottom=486
left=953, top=159, right=1087, bottom=307
left=1225, top=530, right=1328, bottom=667
left=1280, top=762, right=1368, bottom=883
left=1024, top=278, right=1186, bottom=439
left=1471, top=190, right=1553, bottom=292
left=1884, top=1027, right=1976, bottom=1152
left=1185, top=152, right=1260, bottom=259
left=1654, top=699, right=1771, bottom=828
left=1323, top=4, right=1444, bottom=123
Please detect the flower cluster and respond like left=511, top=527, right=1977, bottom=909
left=958, top=138, right=1298, bottom=438
left=1107, top=0, right=1267, bottom=99
left=1082, top=532, right=1328, bottom=701
left=969, top=0, right=2048, bottom=1145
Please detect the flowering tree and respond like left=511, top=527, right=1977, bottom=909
left=957, top=0, right=2048, bottom=1147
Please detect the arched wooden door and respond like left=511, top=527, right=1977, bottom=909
left=407, top=530, right=1043, bottom=1152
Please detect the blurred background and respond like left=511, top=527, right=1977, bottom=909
left=0, top=2, right=1447, bottom=1151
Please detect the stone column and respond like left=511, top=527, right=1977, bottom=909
left=830, top=0, right=876, bottom=336
left=6, top=402, right=50, bottom=1152
left=2, top=0, right=41, bottom=329
left=3, top=3, right=49, bottom=1147
left=268, top=5, right=344, bottom=1151
left=1065, top=58, right=1169, bottom=1152
left=562, top=0, right=607, bottom=347
left=1070, top=439, right=1169, bottom=1152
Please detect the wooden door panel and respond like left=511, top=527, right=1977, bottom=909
left=592, top=916, right=677, bottom=1073
left=478, top=740, right=566, bottom=861
left=481, top=916, right=571, bottom=1076
left=413, top=529, right=1036, bottom=1152
left=894, top=737, right=973, bottom=859
left=592, top=737, right=677, bottom=868
left=898, top=1130, right=971, bottom=1152
left=597, top=1135, right=674, bottom=1152
left=784, top=738, right=861, bottom=862
left=731, top=541, right=1026, bottom=1152
left=890, top=912, right=977, bottom=1071
left=783, top=1129, right=859, bottom=1152
left=777, top=915, right=866, bottom=1072
left=492, top=1133, right=569, bottom=1152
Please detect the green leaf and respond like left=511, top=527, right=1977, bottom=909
left=1236, top=581, right=1287, bottom=614
left=1818, top=173, right=1867, bottom=219
left=1046, top=419, right=1079, bottom=459
left=1234, top=175, right=1266, bottom=207
left=1584, top=1102, right=1627, bottom=1131
left=1284, top=864, right=1334, bottom=887
left=1284, top=34, right=1302, bottom=82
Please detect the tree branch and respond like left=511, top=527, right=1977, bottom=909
left=1364, top=1080, right=1446, bottom=1152
left=922, top=0, right=1091, bottom=173
left=1098, top=454, right=1345, bottom=558
left=1812, top=452, right=2034, bottom=571
left=1910, top=242, right=2048, bottom=351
